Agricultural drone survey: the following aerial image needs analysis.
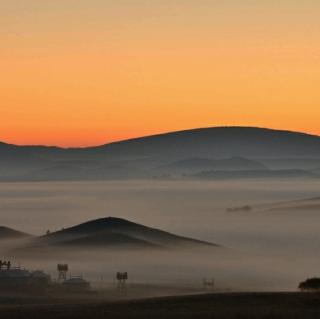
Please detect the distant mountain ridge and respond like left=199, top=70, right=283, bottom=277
left=191, top=169, right=317, bottom=180
left=2, top=126, right=320, bottom=156
left=88, top=126, right=320, bottom=158
left=0, top=127, right=320, bottom=181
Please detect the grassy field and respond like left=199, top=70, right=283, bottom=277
left=1, top=292, right=320, bottom=318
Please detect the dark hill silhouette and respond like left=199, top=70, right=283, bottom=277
left=1, top=127, right=320, bottom=158
left=29, top=217, right=218, bottom=250
left=61, top=232, right=160, bottom=249
left=87, top=126, right=320, bottom=158
left=1, top=127, right=320, bottom=180
left=0, top=226, right=32, bottom=240
left=191, top=169, right=317, bottom=180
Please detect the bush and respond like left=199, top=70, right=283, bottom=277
left=299, top=277, right=320, bottom=291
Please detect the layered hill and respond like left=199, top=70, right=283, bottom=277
left=262, top=197, right=320, bottom=214
left=13, top=218, right=218, bottom=252
left=226, top=197, right=320, bottom=215
left=191, top=169, right=317, bottom=180
left=89, top=126, right=320, bottom=159
left=158, top=157, right=268, bottom=175
left=0, top=226, right=32, bottom=240
left=1, top=127, right=320, bottom=181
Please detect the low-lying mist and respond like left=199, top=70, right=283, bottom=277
left=0, top=179, right=320, bottom=292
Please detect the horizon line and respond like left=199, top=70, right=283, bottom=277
left=1, top=125, right=319, bottom=149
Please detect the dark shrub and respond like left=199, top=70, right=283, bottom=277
left=299, top=277, right=320, bottom=291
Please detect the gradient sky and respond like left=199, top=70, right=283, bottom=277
left=1, top=1, right=319, bottom=147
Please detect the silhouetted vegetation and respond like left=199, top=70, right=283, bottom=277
left=299, top=278, right=320, bottom=292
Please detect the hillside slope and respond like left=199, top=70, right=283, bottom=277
left=24, top=217, right=219, bottom=250
left=88, top=126, right=320, bottom=159
left=0, top=226, right=32, bottom=240
left=1, top=127, right=320, bottom=181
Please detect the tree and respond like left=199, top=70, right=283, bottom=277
left=299, top=278, right=320, bottom=292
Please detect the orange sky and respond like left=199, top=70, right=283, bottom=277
left=1, top=1, right=320, bottom=147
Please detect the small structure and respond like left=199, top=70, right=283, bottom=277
left=0, top=260, right=51, bottom=292
left=203, top=277, right=215, bottom=290
left=57, top=264, right=69, bottom=282
left=0, top=260, right=11, bottom=270
left=56, top=264, right=92, bottom=294
left=116, top=272, right=128, bottom=292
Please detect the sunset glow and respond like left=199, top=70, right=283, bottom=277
left=1, top=1, right=320, bottom=147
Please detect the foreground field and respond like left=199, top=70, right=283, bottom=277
left=1, top=292, right=320, bottom=319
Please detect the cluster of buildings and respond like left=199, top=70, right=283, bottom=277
left=0, top=260, right=90, bottom=294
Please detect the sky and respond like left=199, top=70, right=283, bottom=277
left=1, top=0, right=319, bottom=147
